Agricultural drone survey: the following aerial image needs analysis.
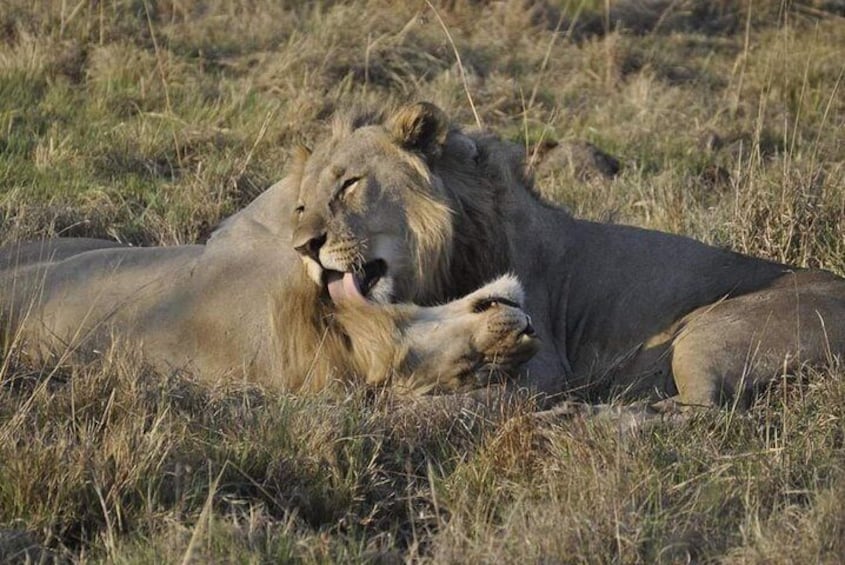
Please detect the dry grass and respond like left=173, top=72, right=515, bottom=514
left=1, top=0, right=845, bottom=561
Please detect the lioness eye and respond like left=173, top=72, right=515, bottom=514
left=472, top=297, right=520, bottom=313
left=472, top=299, right=499, bottom=313
left=294, top=204, right=305, bottom=216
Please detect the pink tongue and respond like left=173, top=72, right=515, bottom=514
left=327, top=272, right=366, bottom=304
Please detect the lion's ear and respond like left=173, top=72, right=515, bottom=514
left=388, top=102, right=448, bottom=158
left=289, top=143, right=311, bottom=177
left=292, top=143, right=311, bottom=165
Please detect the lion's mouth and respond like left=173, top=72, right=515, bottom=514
left=324, top=260, right=387, bottom=304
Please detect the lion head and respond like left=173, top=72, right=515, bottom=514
left=289, top=102, right=515, bottom=306
left=336, top=274, right=539, bottom=394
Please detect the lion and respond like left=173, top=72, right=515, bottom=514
left=0, top=222, right=538, bottom=395
left=289, top=101, right=845, bottom=408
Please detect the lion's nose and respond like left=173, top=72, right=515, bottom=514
left=293, top=231, right=327, bottom=261
left=522, top=317, right=536, bottom=337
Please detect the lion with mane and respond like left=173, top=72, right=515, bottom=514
left=0, top=115, right=539, bottom=393
left=290, top=102, right=845, bottom=408
left=4, top=100, right=844, bottom=408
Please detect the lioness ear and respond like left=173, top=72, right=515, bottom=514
left=388, top=102, right=449, bottom=158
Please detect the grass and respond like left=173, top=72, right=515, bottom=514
left=1, top=0, right=845, bottom=561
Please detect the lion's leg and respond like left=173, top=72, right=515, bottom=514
left=607, top=335, right=676, bottom=401
left=668, top=271, right=845, bottom=408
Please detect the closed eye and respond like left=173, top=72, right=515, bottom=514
left=472, top=296, right=520, bottom=313
left=338, top=176, right=362, bottom=196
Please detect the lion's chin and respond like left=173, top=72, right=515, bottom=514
left=366, top=276, right=395, bottom=304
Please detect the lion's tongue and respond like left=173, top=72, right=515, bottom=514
left=326, top=272, right=366, bottom=304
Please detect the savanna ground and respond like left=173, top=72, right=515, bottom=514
left=1, top=0, right=845, bottom=562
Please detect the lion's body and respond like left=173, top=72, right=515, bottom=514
left=0, top=176, right=537, bottom=393
left=289, top=103, right=845, bottom=407
left=537, top=220, right=845, bottom=405
left=495, top=162, right=845, bottom=407
left=0, top=235, right=297, bottom=387
left=470, top=145, right=845, bottom=406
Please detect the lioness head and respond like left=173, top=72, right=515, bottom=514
left=337, top=274, right=539, bottom=393
left=290, top=102, right=505, bottom=305
left=399, top=274, right=540, bottom=392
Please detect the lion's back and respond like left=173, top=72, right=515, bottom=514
left=0, top=238, right=127, bottom=272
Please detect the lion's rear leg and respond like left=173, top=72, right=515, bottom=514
left=668, top=271, right=845, bottom=408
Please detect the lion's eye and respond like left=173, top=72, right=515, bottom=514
left=294, top=204, right=305, bottom=217
left=472, top=297, right=519, bottom=313
left=472, top=299, right=499, bottom=313
left=338, top=176, right=362, bottom=196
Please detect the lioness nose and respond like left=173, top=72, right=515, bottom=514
left=523, top=317, right=536, bottom=336
left=293, top=231, right=327, bottom=261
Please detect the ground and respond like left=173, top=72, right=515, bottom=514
left=1, top=0, right=845, bottom=562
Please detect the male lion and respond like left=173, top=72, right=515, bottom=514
left=290, top=101, right=845, bottom=408
left=0, top=208, right=538, bottom=394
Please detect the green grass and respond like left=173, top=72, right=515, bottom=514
left=1, top=0, right=845, bottom=561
